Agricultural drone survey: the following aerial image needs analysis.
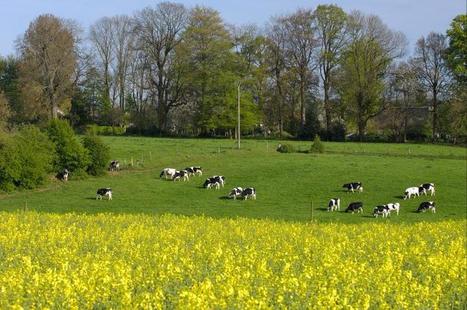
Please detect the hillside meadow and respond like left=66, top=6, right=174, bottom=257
left=0, top=137, right=464, bottom=223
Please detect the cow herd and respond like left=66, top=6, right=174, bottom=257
left=56, top=159, right=436, bottom=216
left=328, top=182, right=437, bottom=217
left=159, top=166, right=256, bottom=201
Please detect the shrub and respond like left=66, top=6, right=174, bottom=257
left=310, top=135, right=325, bottom=153
left=0, top=126, right=55, bottom=191
left=83, top=135, right=111, bottom=176
left=0, top=135, right=20, bottom=191
left=47, top=119, right=90, bottom=176
left=327, top=123, right=346, bottom=141
left=276, top=143, right=295, bottom=153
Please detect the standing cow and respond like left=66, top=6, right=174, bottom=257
left=403, top=187, right=419, bottom=200
left=228, top=187, right=243, bottom=200
left=109, top=160, right=120, bottom=172
left=419, top=183, right=435, bottom=196
left=346, top=202, right=363, bottom=213
left=204, top=176, right=225, bottom=189
left=186, top=166, right=203, bottom=176
left=242, top=187, right=256, bottom=200
left=173, top=170, right=189, bottom=182
left=96, top=188, right=112, bottom=200
left=327, top=198, right=340, bottom=212
left=343, top=182, right=363, bottom=193
left=56, top=169, right=69, bottom=182
left=417, top=201, right=436, bottom=213
left=160, top=168, right=176, bottom=179
left=385, top=202, right=400, bottom=215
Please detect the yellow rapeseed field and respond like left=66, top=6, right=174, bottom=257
left=0, top=212, right=465, bottom=309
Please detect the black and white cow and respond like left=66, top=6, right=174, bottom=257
left=242, top=187, right=256, bottom=200
left=419, top=183, right=435, bottom=196
left=403, top=187, right=419, bottom=200
left=327, top=198, right=341, bottom=212
left=343, top=182, right=363, bottom=193
left=417, top=201, right=436, bottom=213
left=109, top=160, right=120, bottom=172
left=173, top=170, right=189, bottom=182
left=160, top=168, right=176, bottom=179
left=185, top=166, right=203, bottom=176
left=204, top=176, right=225, bottom=189
left=228, top=187, right=243, bottom=199
left=385, top=202, right=400, bottom=215
left=373, top=205, right=390, bottom=218
left=56, top=169, right=69, bottom=182
left=346, top=202, right=363, bottom=213
left=96, top=188, right=112, bottom=200
left=213, top=176, right=225, bottom=187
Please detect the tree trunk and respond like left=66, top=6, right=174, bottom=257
left=432, top=89, right=438, bottom=141
left=324, top=79, right=331, bottom=140
left=300, top=77, right=306, bottom=131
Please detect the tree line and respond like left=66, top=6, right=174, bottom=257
left=0, top=3, right=465, bottom=142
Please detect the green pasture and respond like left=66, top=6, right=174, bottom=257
left=0, top=137, right=465, bottom=223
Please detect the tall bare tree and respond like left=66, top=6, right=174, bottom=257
left=134, top=2, right=188, bottom=131
left=313, top=4, right=347, bottom=137
left=282, top=9, right=317, bottom=131
left=412, top=32, right=451, bottom=140
left=17, top=14, right=77, bottom=119
left=112, top=15, right=134, bottom=111
left=89, top=17, right=114, bottom=105
left=265, top=18, right=288, bottom=136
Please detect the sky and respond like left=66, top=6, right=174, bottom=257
left=0, top=0, right=464, bottom=57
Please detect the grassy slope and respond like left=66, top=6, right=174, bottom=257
left=0, top=137, right=465, bottom=223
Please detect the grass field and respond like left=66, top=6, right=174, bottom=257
left=0, top=137, right=465, bottom=223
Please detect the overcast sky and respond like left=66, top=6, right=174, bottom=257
left=0, top=0, right=464, bottom=57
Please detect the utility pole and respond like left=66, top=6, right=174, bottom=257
left=237, top=82, right=241, bottom=150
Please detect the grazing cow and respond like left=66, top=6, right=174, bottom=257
left=96, top=188, right=112, bottom=200
left=109, top=160, right=120, bottom=172
left=204, top=177, right=221, bottom=189
left=373, top=205, right=390, bottom=218
left=242, top=187, right=256, bottom=200
left=403, top=187, right=419, bottom=200
left=417, top=201, right=436, bottom=213
left=228, top=187, right=243, bottom=200
left=204, top=175, right=225, bottom=189
left=212, top=176, right=225, bottom=187
left=385, top=202, right=400, bottom=215
left=346, top=202, right=363, bottom=213
left=160, top=168, right=176, bottom=179
left=173, top=170, right=189, bottom=182
left=419, top=183, right=435, bottom=196
left=343, top=182, right=363, bottom=193
left=185, top=166, right=203, bottom=176
left=327, top=198, right=341, bottom=212
left=56, top=169, right=69, bottom=182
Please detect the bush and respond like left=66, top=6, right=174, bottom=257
left=47, top=120, right=90, bottom=176
left=83, top=135, right=111, bottom=176
left=276, top=143, right=295, bottom=153
left=310, top=135, right=325, bottom=153
left=326, top=123, right=346, bottom=141
left=0, top=126, right=55, bottom=191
